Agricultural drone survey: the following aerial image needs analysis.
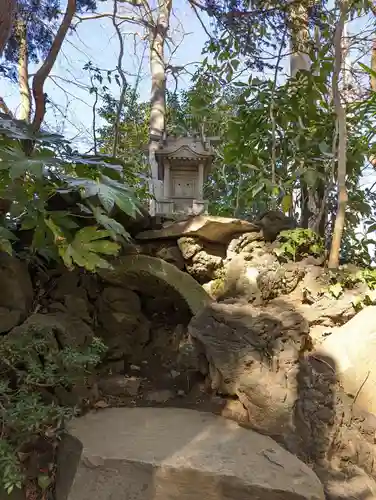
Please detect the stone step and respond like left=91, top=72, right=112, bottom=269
left=56, top=407, right=324, bottom=500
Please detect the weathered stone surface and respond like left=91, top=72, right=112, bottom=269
left=99, top=375, right=141, bottom=397
left=0, top=252, right=33, bottom=333
left=56, top=407, right=325, bottom=500
left=320, top=466, right=376, bottom=499
left=188, top=301, right=309, bottom=438
left=226, top=232, right=265, bottom=258
left=8, top=312, right=94, bottom=349
left=177, top=237, right=225, bottom=283
left=177, top=237, right=203, bottom=260
left=98, top=255, right=211, bottom=315
left=136, top=215, right=260, bottom=244
left=155, top=245, right=185, bottom=270
left=188, top=301, right=376, bottom=497
left=255, top=210, right=296, bottom=241
left=145, top=389, right=175, bottom=402
left=96, top=287, right=150, bottom=359
left=316, top=306, right=376, bottom=415
left=219, top=255, right=304, bottom=303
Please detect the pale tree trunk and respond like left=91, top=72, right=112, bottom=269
left=289, top=1, right=311, bottom=78
left=32, top=0, right=76, bottom=132
left=371, top=38, right=376, bottom=91
left=288, top=1, right=326, bottom=236
left=328, top=0, right=348, bottom=269
left=148, top=0, right=172, bottom=216
left=17, top=21, right=32, bottom=123
left=0, top=0, right=16, bottom=56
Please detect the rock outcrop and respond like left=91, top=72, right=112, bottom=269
left=56, top=407, right=325, bottom=500
left=188, top=299, right=376, bottom=497
left=98, top=254, right=212, bottom=314
left=0, top=252, right=33, bottom=333
left=136, top=215, right=261, bottom=243
left=316, top=306, right=376, bottom=414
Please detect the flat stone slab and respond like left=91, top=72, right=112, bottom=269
left=135, top=215, right=260, bottom=243
left=56, top=407, right=324, bottom=500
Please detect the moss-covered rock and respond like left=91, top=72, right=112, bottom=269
left=98, top=255, right=212, bottom=315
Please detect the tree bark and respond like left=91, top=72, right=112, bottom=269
left=111, top=0, right=127, bottom=158
left=371, top=38, right=376, bottom=91
left=17, top=21, right=32, bottom=123
left=328, top=0, right=348, bottom=269
left=148, top=0, right=172, bottom=215
left=288, top=1, right=326, bottom=235
left=31, top=0, right=76, bottom=132
left=0, top=0, right=16, bottom=56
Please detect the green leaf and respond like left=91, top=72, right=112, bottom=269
left=281, top=194, right=292, bottom=213
left=38, top=474, right=52, bottom=491
left=0, top=227, right=17, bottom=241
left=61, top=226, right=120, bottom=272
left=329, top=283, right=343, bottom=299
left=0, top=238, right=13, bottom=255
left=92, top=207, right=131, bottom=241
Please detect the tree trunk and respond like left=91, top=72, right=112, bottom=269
left=0, top=0, right=16, bottom=56
left=31, top=0, right=76, bottom=132
left=328, top=1, right=348, bottom=269
left=148, top=0, right=172, bottom=215
left=371, top=38, right=376, bottom=91
left=17, top=21, right=32, bottom=123
left=289, top=1, right=326, bottom=235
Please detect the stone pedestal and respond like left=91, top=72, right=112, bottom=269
left=156, top=199, right=174, bottom=215
left=193, top=199, right=209, bottom=215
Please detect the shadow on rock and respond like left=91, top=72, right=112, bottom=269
left=187, top=298, right=376, bottom=499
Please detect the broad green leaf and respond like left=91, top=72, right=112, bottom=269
left=61, top=226, right=120, bottom=271
left=92, top=207, right=130, bottom=241
left=0, top=227, right=17, bottom=241
left=281, top=194, right=292, bottom=213
left=0, top=238, right=13, bottom=255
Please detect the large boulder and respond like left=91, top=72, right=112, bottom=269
left=55, top=407, right=325, bottom=500
left=315, top=306, right=376, bottom=415
left=0, top=253, right=33, bottom=333
left=188, top=301, right=376, bottom=497
left=135, top=215, right=260, bottom=244
left=98, top=255, right=211, bottom=315
left=188, top=300, right=309, bottom=439
left=217, top=255, right=304, bottom=303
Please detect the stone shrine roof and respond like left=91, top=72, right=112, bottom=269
left=155, top=135, right=217, bottom=162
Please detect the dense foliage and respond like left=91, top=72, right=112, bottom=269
left=0, top=113, right=140, bottom=270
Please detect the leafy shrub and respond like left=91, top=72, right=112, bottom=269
left=0, top=113, right=141, bottom=271
left=0, top=332, right=106, bottom=494
left=274, top=228, right=325, bottom=262
left=325, top=268, right=376, bottom=304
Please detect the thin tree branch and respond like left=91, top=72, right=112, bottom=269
left=111, top=0, right=128, bottom=158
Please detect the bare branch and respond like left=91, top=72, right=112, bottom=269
left=0, top=97, right=14, bottom=117
left=111, top=0, right=128, bottom=157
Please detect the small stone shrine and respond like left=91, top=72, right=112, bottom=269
left=153, top=134, right=217, bottom=216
